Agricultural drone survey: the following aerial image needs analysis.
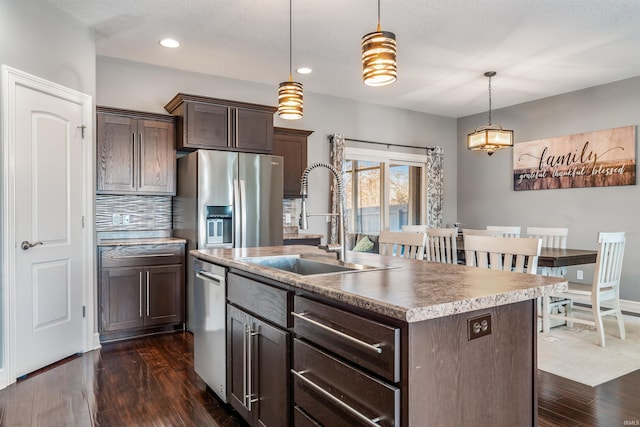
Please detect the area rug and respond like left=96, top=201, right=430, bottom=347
left=537, top=313, right=640, bottom=386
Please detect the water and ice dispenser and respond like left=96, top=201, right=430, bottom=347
left=206, top=205, right=233, bottom=245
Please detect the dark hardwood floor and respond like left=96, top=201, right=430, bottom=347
left=0, top=331, right=638, bottom=426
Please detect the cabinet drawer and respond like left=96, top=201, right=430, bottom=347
left=227, top=273, right=290, bottom=328
left=293, top=406, right=321, bottom=427
left=100, top=244, right=185, bottom=268
left=293, top=339, right=400, bottom=427
left=293, top=296, right=400, bottom=383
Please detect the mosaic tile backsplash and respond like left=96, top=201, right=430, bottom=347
left=96, top=195, right=172, bottom=232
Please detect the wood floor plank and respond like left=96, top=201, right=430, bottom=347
left=1, top=331, right=638, bottom=426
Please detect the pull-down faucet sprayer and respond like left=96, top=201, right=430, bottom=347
left=299, top=162, right=346, bottom=262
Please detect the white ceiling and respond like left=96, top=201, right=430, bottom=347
left=44, top=0, right=640, bottom=118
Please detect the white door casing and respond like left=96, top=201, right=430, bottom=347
left=1, top=66, right=97, bottom=389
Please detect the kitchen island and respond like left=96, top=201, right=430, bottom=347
left=193, top=245, right=567, bottom=427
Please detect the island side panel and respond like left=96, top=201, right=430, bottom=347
left=405, top=300, right=536, bottom=427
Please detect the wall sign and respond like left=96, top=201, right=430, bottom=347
left=513, top=126, right=636, bottom=191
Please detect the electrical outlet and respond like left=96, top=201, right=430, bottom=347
left=285, top=213, right=291, bottom=224
left=577, top=269, right=584, bottom=280
left=112, top=214, right=122, bottom=225
left=122, top=214, right=130, bottom=225
left=467, top=313, right=492, bottom=340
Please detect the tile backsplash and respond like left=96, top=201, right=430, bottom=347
left=96, top=195, right=172, bottom=232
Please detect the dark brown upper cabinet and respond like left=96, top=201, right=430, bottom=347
left=164, top=93, right=277, bottom=153
left=272, top=127, right=313, bottom=198
left=96, top=107, right=176, bottom=195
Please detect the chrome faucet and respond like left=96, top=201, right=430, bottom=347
left=299, top=162, right=347, bottom=262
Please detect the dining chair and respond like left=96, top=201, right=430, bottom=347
left=464, top=235, right=542, bottom=274
left=461, top=228, right=503, bottom=237
left=486, top=225, right=522, bottom=238
left=424, top=228, right=458, bottom=264
left=401, top=225, right=429, bottom=233
left=526, top=227, right=570, bottom=331
left=543, top=231, right=626, bottom=347
left=378, top=230, right=427, bottom=260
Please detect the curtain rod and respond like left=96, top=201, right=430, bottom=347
left=332, top=136, right=436, bottom=151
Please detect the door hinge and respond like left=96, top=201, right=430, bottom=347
left=82, top=305, right=86, bottom=318
left=77, top=125, right=86, bottom=139
left=82, top=216, right=85, bottom=228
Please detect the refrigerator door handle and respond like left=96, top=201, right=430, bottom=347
left=239, top=179, right=247, bottom=248
left=233, top=179, right=242, bottom=247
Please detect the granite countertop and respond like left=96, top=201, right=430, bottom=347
left=192, top=245, right=568, bottom=323
left=98, top=237, right=187, bottom=247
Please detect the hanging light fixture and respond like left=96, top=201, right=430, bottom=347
left=361, top=0, right=397, bottom=87
left=467, top=71, right=513, bottom=156
left=278, top=0, right=303, bottom=120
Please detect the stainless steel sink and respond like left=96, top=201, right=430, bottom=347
left=238, top=254, right=389, bottom=276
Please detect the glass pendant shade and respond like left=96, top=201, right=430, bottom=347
left=467, top=125, right=514, bottom=156
left=278, top=78, right=303, bottom=120
left=362, top=29, right=397, bottom=87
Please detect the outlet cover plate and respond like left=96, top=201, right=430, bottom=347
left=467, top=313, right=492, bottom=341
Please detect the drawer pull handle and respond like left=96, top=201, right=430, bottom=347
left=292, top=312, right=382, bottom=354
left=111, top=253, right=176, bottom=259
left=195, top=271, right=225, bottom=285
left=291, top=369, right=382, bottom=427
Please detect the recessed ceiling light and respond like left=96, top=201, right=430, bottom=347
left=160, top=38, right=180, bottom=48
left=296, top=67, right=312, bottom=75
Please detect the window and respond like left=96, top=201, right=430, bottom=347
left=343, top=147, right=427, bottom=233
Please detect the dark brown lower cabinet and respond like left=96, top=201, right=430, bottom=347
left=227, top=304, right=290, bottom=427
left=99, top=244, right=185, bottom=342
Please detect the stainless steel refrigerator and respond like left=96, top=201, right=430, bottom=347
left=173, top=150, right=283, bottom=402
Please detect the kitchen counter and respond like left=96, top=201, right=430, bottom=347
left=192, top=244, right=567, bottom=322
left=282, top=232, right=324, bottom=240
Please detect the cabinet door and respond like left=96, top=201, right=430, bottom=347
left=138, top=120, right=176, bottom=194
left=144, top=265, right=184, bottom=326
left=273, top=127, right=312, bottom=198
left=227, top=304, right=252, bottom=423
left=253, top=316, right=290, bottom=427
left=235, top=108, right=274, bottom=153
left=185, top=102, right=229, bottom=149
left=100, top=267, right=144, bottom=331
left=97, top=113, right=136, bottom=193
left=227, top=304, right=290, bottom=427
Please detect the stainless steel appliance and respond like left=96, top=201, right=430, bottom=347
left=174, top=150, right=283, bottom=402
left=192, top=259, right=227, bottom=402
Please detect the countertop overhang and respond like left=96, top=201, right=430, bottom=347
left=192, top=245, right=568, bottom=323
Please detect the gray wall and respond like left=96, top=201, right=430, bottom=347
left=96, top=56, right=459, bottom=238
left=457, top=76, right=640, bottom=302
left=0, top=0, right=95, bottom=377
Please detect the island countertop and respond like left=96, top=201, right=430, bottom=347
left=192, top=245, right=567, bottom=323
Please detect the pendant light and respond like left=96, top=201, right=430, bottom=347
left=278, top=0, right=303, bottom=120
left=467, top=71, right=513, bottom=156
left=362, top=0, right=397, bottom=87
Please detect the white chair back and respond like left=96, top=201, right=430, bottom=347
left=425, top=228, right=458, bottom=264
left=461, top=228, right=502, bottom=237
left=379, top=231, right=426, bottom=260
left=487, top=225, right=521, bottom=238
left=526, top=226, right=569, bottom=277
left=464, top=235, right=541, bottom=274
left=401, top=225, right=429, bottom=233
left=526, top=227, right=568, bottom=250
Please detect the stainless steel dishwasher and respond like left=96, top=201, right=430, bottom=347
left=193, top=258, right=227, bottom=402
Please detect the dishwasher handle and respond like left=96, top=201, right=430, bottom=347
left=195, top=270, right=225, bottom=285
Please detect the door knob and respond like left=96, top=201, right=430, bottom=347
left=21, top=240, right=43, bottom=250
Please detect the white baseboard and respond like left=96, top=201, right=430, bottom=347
left=91, top=332, right=101, bottom=351
left=620, top=299, right=640, bottom=315
left=0, top=367, right=7, bottom=391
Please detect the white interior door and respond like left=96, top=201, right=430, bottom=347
left=13, top=83, right=85, bottom=377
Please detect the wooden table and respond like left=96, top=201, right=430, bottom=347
left=537, top=247, right=597, bottom=267
left=456, top=237, right=597, bottom=267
